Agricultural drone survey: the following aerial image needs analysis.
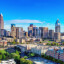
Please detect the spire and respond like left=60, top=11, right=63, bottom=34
left=55, top=19, right=60, bottom=25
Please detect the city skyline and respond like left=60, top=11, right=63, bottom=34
left=0, top=0, right=64, bottom=32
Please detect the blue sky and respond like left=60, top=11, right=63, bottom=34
left=0, top=0, right=64, bottom=32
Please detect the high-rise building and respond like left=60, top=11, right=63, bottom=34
left=16, top=27, right=23, bottom=39
left=55, top=19, right=60, bottom=32
left=11, top=24, right=16, bottom=39
left=49, top=30, right=54, bottom=39
left=28, top=27, right=33, bottom=37
left=24, top=32, right=28, bottom=37
left=11, top=24, right=16, bottom=27
left=28, top=24, right=33, bottom=37
left=30, top=24, right=33, bottom=27
left=0, top=29, right=7, bottom=37
left=33, top=26, right=41, bottom=38
left=6, top=31, right=11, bottom=36
left=54, top=32, right=61, bottom=42
left=0, top=13, right=4, bottom=29
left=39, top=27, right=48, bottom=39
left=11, top=24, right=23, bottom=39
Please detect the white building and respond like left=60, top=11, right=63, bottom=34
left=31, top=46, right=48, bottom=55
left=0, top=59, right=16, bottom=64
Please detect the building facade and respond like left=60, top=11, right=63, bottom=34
left=11, top=24, right=16, bottom=39
left=0, top=13, right=4, bottom=29
left=55, top=19, right=60, bottom=32
left=11, top=24, right=23, bottom=39
left=33, top=27, right=41, bottom=38
left=54, top=32, right=61, bottom=42
left=39, top=27, right=48, bottom=39
left=28, top=27, right=33, bottom=37
left=49, top=30, right=54, bottom=39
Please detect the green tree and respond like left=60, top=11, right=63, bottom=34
left=12, top=40, right=16, bottom=44
left=0, top=55, right=2, bottom=60
left=24, top=56, right=28, bottom=59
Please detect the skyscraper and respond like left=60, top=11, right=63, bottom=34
left=11, top=24, right=23, bottom=39
left=28, top=24, right=33, bottom=37
left=33, top=26, right=40, bottom=38
left=55, top=19, right=60, bottom=32
left=0, top=13, right=4, bottom=29
left=39, top=27, right=48, bottom=39
left=54, top=32, right=61, bottom=42
left=49, top=30, right=54, bottom=39
left=11, top=24, right=16, bottom=39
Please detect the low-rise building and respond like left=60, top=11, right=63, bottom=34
left=15, top=39, right=20, bottom=43
left=20, top=38, right=26, bottom=43
left=0, top=59, right=16, bottom=64
left=0, top=40, right=7, bottom=46
left=31, top=46, right=48, bottom=55
left=46, top=48, right=64, bottom=62
left=3, top=37, right=14, bottom=42
left=16, top=45, right=27, bottom=53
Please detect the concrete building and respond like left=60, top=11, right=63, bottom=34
left=54, top=32, right=61, bottom=42
left=3, top=37, right=14, bottom=42
left=31, top=46, right=48, bottom=55
left=0, top=13, right=4, bottom=29
left=24, top=32, right=28, bottom=37
left=0, top=59, right=16, bottom=64
left=28, top=27, right=33, bottom=37
left=11, top=24, right=16, bottom=39
left=6, top=31, right=11, bottom=36
left=28, top=24, right=34, bottom=37
left=16, top=27, right=23, bottom=39
left=49, top=30, right=54, bottom=39
left=55, top=19, right=60, bottom=32
left=20, top=38, right=26, bottom=43
left=61, top=32, right=64, bottom=36
left=39, top=27, right=48, bottom=39
left=16, top=45, right=27, bottom=53
left=61, top=33, right=64, bottom=42
left=33, top=26, right=41, bottom=38
left=46, top=48, right=64, bottom=62
left=11, top=24, right=23, bottom=39
left=0, top=40, right=7, bottom=47
left=0, top=29, right=7, bottom=37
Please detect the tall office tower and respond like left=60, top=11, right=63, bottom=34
left=49, top=30, right=54, bottom=39
left=33, top=26, right=41, bottom=38
left=28, top=27, right=33, bottom=36
left=0, top=13, right=4, bottom=29
left=54, top=32, right=61, bottom=42
left=11, top=24, right=23, bottom=39
left=6, top=31, right=11, bottom=36
left=55, top=19, right=60, bottom=32
left=0, top=29, right=7, bottom=37
left=39, top=27, right=48, bottom=39
left=11, top=24, right=16, bottom=39
left=16, top=27, right=23, bottom=39
left=28, top=24, right=33, bottom=37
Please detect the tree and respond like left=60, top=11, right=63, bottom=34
left=12, top=40, right=16, bottom=44
left=20, top=58, right=26, bottom=64
left=2, top=55, right=6, bottom=60
left=20, top=58, right=33, bottom=64
left=0, top=55, right=2, bottom=60
left=24, top=56, right=28, bottom=59
left=62, top=42, right=64, bottom=45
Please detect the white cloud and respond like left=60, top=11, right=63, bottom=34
left=4, top=23, right=11, bottom=31
left=8, top=19, right=42, bottom=23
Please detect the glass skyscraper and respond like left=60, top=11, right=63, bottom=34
left=55, top=19, right=60, bottom=32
